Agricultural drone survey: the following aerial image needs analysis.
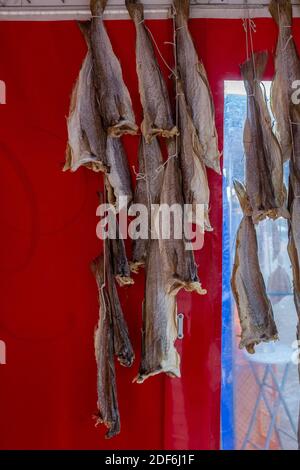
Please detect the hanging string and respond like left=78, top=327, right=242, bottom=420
left=132, top=8, right=180, bottom=184
left=130, top=7, right=181, bottom=241
left=138, top=19, right=177, bottom=79
left=242, top=18, right=249, bottom=60
left=242, top=0, right=257, bottom=80
left=241, top=2, right=259, bottom=184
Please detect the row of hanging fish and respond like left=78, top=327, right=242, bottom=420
left=269, top=0, right=300, bottom=399
left=232, top=0, right=300, bottom=356
left=64, top=0, right=220, bottom=437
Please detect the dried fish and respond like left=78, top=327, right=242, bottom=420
left=64, top=50, right=107, bottom=173
left=130, top=136, right=164, bottom=273
left=105, top=138, right=133, bottom=211
left=126, top=0, right=177, bottom=143
left=287, top=175, right=300, bottom=296
left=109, top=218, right=134, bottom=287
left=158, top=140, right=206, bottom=296
left=269, top=0, right=300, bottom=162
left=92, top=244, right=135, bottom=437
left=174, top=0, right=221, bottom=174
left=135, top=240, right=180, bottom=383
left=90, top=0, right=138, bottom=136
left=241, top=51, right=287, bottom=223
left=105, top=244, right=135, bottom=367
left=177, top=80, right=212, bottom=231
left=92, top=255, right=120, bottom=439
left=231, top=180, right=278, bottom=354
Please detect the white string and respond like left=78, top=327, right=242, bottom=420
left=132, top=165, right=146, bottom=181
left=142, top=20, right=177, bottom=78
left=242, top=18, right=249, bottom=60
left=155, top=153, right=177, bottom=173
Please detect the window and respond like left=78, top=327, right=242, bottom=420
left=222, top=80, right=299, bottom=450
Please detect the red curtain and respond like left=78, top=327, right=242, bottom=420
left=0, top=16, right=287, bottom=450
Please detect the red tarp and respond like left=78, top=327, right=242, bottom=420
left=0, top=17, right=284, bottom=450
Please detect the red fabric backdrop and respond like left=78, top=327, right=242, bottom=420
left=0, top=17, right=288, bottom=450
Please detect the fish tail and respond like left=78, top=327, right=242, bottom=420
left=233, top=179, right=252, bottom=216
left=174, top=0, right=190, bottom=20
left=269, top=0, right=292, bottom=26
left=240, top=51, right=268, bottom=84
left=90, top=0, right=107, bottom=15
left=63, top=143, right=72, bottom=172
left=125, top=0, right=144, bottom=22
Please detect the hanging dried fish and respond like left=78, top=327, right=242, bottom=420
left=231, top=180, right=278, bottom=354
left=135, top=240, right=180, bottom=383
left=92, top=255, right=120, bottom=439
left=64, top=50, right=107, bottom=173
left=105, top=138, right=133, bottom=211
left=97, top=184, right=133, bottom=286
left=92, top=243, right=134, bottom=437
left=158, top=140, right=206, bottom=296
left=174, top=0, right=221, bottom=174
left=109, top=218, right=134, bottom=287
left=130, top=136, right=164, bottom=273
left=105, top=249, right=135, bottom=367
left=126, top=0, right=178, bottom=143
left=177, top=80, right=212, bottom=231
left=269, top=0, right=300, bottom=162
left=287, top=176, right=300, bottom=450
left=90, top=0, right=138, bottom=136
left=241, top=51, right=288, bottom=223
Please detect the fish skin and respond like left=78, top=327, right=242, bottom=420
left=64, top=50, right=107, bottom=173
left=92, top=254, right=121, bottom=439
left=158, top=139, right=207, bottom=296
left=103, top=238, right=135, bottom=367
left=135, top=240, right=180, bottom=383
left=269, top=0, right=300, bottom=162
left=287, top=177, right=300, bottom=431
left=109, top=218, right=134, bottom=287
left=287, top=175, right=300, bottom=293
left=178, top=80, right=212, bottom=231
left=105, top=137, right=133, bottom=212
left=174, top=0, right=221, bottom=174
left=241, top=51, right=288, bottom=223
left=89, top=1, right=138, bottom=137
left=98, top=183, right=133, bottom=286
left=130, top=136, right=164, bottom=273
left=289, top=103, right=300, bottom=185
left=105, top=248, right=135, bottom=368
left=126, top=0, right=178, bottom=143
left=231, top=180, right=278, bottom=354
